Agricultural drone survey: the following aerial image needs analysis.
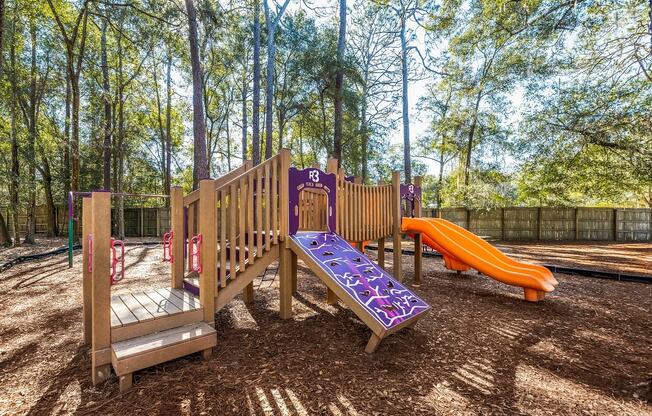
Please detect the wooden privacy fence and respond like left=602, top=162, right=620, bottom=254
left=2, top=206, right=170, bottom=237
left=421, top=207, right=652, bottom=241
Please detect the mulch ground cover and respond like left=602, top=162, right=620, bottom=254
left=1, top=244, right=650, bottom=415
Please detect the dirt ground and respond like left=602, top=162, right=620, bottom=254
left=0, top=245, right=651, bottom=415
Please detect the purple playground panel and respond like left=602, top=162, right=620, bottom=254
left=400, top=183, right=421, bottom=218
left=290, top=231, right=430, bottom=330
left=288, top=167, right=337, bottom=235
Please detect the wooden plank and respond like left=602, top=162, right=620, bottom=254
left=264, top=162, right=271, bottom=251
left=81, top=197, right=92, bottom=345
left=131, top=291, right=169, bottom=318
left=256, top=168, right=263, bottom=256
left=118, top=294, right=154, bottom=322
left=199, top=179, right=217, bottom=323
left=279, top=149, right=290, bottom=238
left=187, top=203, right=196, bottom=272
left=110, top=297, right=139, bottom=326
left=111, top=309, right=122, bottom=328
left=91, top=191, right=111, bottom=385
left=248, top=171, right=255, bottom=263
left=220, top=189, right=227, bottom=288
left=111, top=307, right=203, bottom=343
left=156, top=288, right=201, bottom=311
left=171, top=187, right=185, bottom=289
left=144, top=290, right=185, bottom=315
left=272, top=157, right=278, bottom=244
left=112, top=323, right=216, bottom=373
left=229, top=183, right=238, bottom=280
left=239, top=177, right=247, bottom=272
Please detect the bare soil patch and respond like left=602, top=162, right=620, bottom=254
left=0, top=246, right=650, bottom=415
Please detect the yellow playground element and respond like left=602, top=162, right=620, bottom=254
left=402, top=217, right=558, bottom=301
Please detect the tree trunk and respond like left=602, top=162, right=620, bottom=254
left=241, top=70, right=248, bottom=161
left=252, top=0, right=261, bottom=164
left=165, top=52, right=173, bottom=204
left=186, top=0, right=209, bottom=188
left=0, top=0, right=5, bottom=76
left=115, top=32, right=126, bottom=239
left=0, top=211, right=10, bottom=247
left=264, top=18, right=276, bottom=160
left=333, top=0, right=347, bottom=164
left=464, top=90, right=483, bottom=187
left=101, top=18, right=112, bottom=189
left=9, top=11, right=19, bottom=246
left=63, top=71, right=71, bottom=199
left=400, top=14, right=411, bottom=183
left=40, top=152, right=57, bottom=237
left=360, top=84, right=369, bottom=182
left=24, top=20, right=37, bottom=244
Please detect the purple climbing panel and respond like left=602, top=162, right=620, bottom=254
left=290, top=231, right=430, bottom=330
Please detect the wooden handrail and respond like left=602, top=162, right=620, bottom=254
left=183, top=161, right=252, bottom=206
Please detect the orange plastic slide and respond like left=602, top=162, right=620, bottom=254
left=402, top=217, right=558, bottom=301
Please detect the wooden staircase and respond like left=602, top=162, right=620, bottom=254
left=111, top=321, right=216, bottom=391
left=108, top=288, right=217, bottom=391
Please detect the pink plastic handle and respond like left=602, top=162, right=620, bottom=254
left=110, top=239, right=125, bottom=285
left=163, top=231, right=174, bottom=263
left=190, top=234, right=202, bottom=273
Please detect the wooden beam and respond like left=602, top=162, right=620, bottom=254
left=391, top=171, right=403, bottom=282
left=198, top=180, right=216, bottom=325
left=81, top=196, right=92, bottom=345
left=170, top=186, right=184, bottom=289
left=413, top=176, right=423, bottom=285
left=91, top=191, right=111, bottom=385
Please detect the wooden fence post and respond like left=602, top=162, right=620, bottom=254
left=377, top=179, right=386, bottom=270
left=500, top=208, right=505, bottom=241
left=537, top=207, right=542, bottom=240
left=414, top=176, right=423, bottom=284
left=81, top=196, right=92, bottom=345
left=198, top=179, right=216, bottom=325
left=170, top=186, right=185, bottom=289
left=613, top=208, right=618, bottom=241
left=279, top=149, right=293, bottom=319
left=90, top=191, right=111, bottom=385
left=574, top=208, right=580, bottom=240
left=391, top=171, right=403, bottom=282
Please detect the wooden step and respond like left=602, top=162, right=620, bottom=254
left=110, top=288, right=203, bottom=342
left=111, top=322, right=217, bottom=391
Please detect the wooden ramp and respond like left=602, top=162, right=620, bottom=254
left=288, top=232, right=430, bottom=352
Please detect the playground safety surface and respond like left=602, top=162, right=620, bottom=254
left=0, top=245, right=650, bottom=415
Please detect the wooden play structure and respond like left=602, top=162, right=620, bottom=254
left=82, top=150, right=430, bottom=391
left=81, top=148, right=555, bottom=391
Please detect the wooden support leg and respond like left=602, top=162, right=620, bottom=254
left=377, top=238, right=385, bottom=270
left=365, top=333, right=382, bottom=354
left=279, top=243, right=293, bottom=319
left=118, top=373, right=133, bottom=392
left=243, top=282, right=254, bottom=304
left=92, top=363, right=111, bottom=386
left=414, top=233, right=422, bottom=285
left=326, top=288, right=338, bottom=305
left=202, top=348, right=213, bottom=360
left=291, top=251, right=298, bottom=294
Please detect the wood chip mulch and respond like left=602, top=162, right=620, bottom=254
left=0, top=246, right=650, bottom=415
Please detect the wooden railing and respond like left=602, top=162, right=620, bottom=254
left=214, top=154, right=281, bottom=291
left=337, top=177, right=393, bottom=242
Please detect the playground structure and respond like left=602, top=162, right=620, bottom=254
left=80, top=149, right=556, bottom=391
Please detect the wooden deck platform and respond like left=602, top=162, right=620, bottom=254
left=110, top=288, right=204, bottom=342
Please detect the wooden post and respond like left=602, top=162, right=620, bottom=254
left=500, top=208, right=505, bottom=241
left=279, top=148, right=293, bottom=319
left=537, top=207, right=542, bottom=240
left=140, top=207, right=144, bottom=237
left=377, top=238, right=385, bottom=270
left=81, top=196, right=92, bottom=345
left=391, top=171, right=403, bottom=282
left=91, top=191, right=111, bottom=385
left=170, top=186, right=185, bottom=289
left=325, top=158, right=339, bottom=303
left=199, top=180, right=216, bottom=325
left=413, top=176, right=423, bottom=285
left=187, top=203, right=195, bottom=271
left=613, top=208, right=618, bottom=241
left=574, top=208, right=580, bottom=240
